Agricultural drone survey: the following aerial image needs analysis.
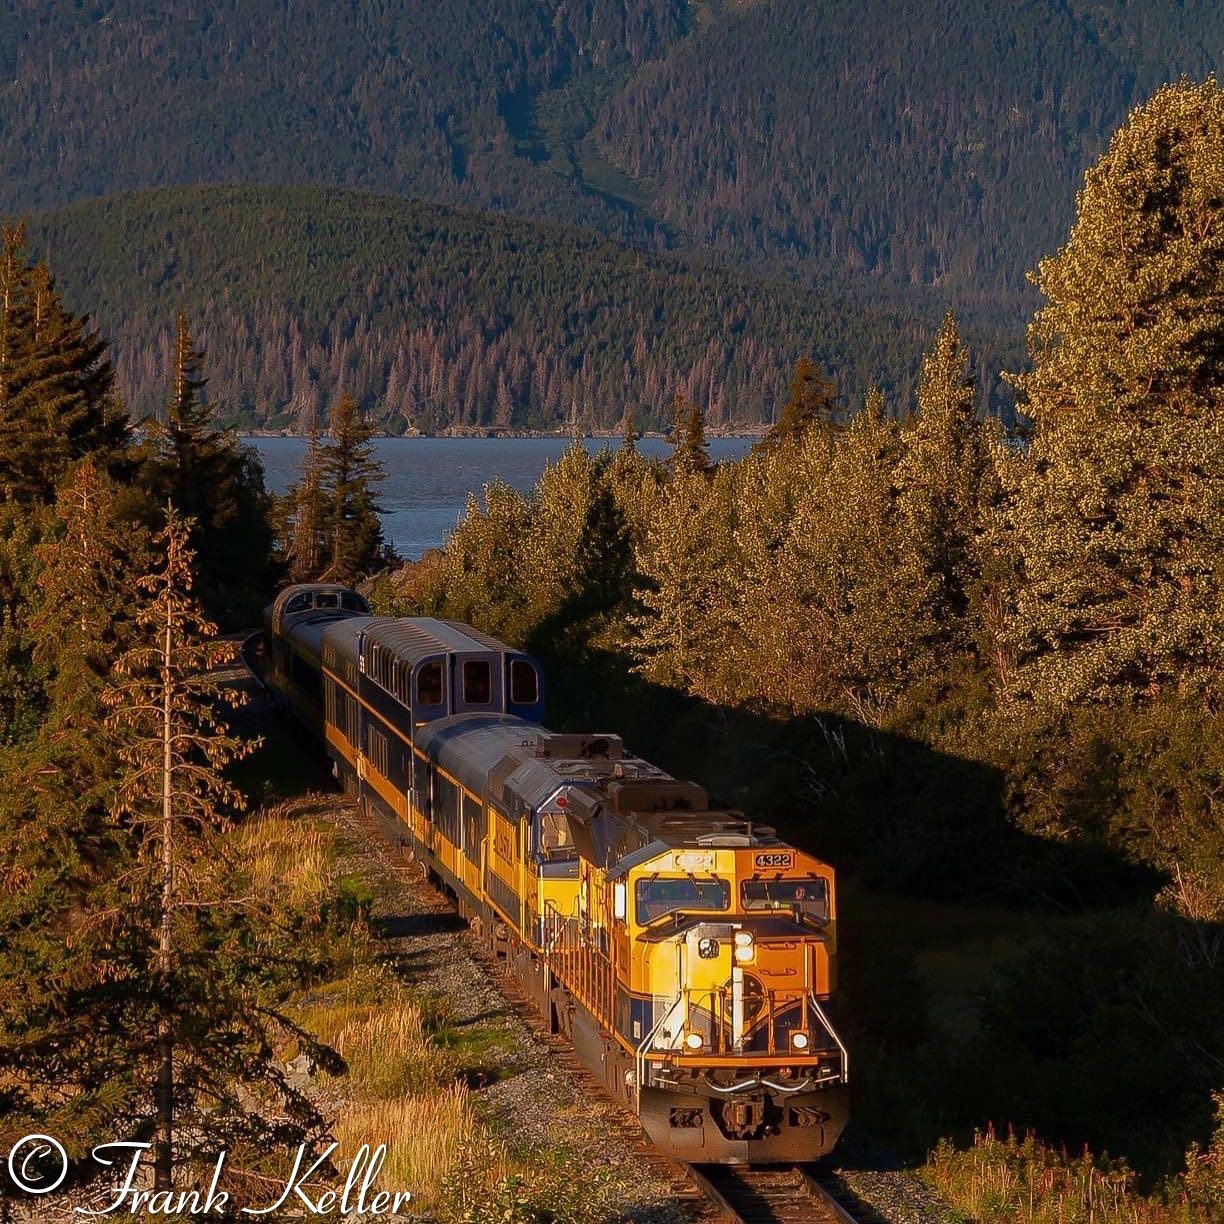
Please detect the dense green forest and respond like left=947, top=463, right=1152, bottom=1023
left=591, top=0, right=1223, bottom=303
left=27, top=186, right=960, bottom=430
left=2, top=0, right=1219, bottom=331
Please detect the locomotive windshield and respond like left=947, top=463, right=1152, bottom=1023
left=741, top=876, right=829, bottom=923
left=636, top=877, right=729, bottom=924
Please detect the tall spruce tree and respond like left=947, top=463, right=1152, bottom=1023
left=141, top=313, right=275, bottom=625
left=629, top=466, right=737, bottom=697
left=104, top=510, right=327, bottom=1197
left=0, top=226, right=128, bottom=504
left=667, top=393, right=712, bottom=477
left=282, top=415, right=328, bottom=582
left=896, top=311, right=990, bottom=659
left=319, top=392, right=387, bottom=582
left=0, top=466, right=149, bottom=1186
left=757, top=357, right=839, bottom=451
left=1004, top=79, right=1224, bottom=711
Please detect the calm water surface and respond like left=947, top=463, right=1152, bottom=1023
left=249, top=436, right=753, bottom=559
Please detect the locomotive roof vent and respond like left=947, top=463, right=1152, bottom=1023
left=695, top=832, right=753, bottom=847
left=530, top=732, right=623, bottom=761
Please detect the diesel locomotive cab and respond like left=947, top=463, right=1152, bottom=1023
left=615, top=842, right=848, bottom=1160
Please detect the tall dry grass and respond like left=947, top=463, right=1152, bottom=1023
left=925, top=1127, right=1217, bottom=1224
left=330, top=1002, right=452, bottom=1097
left=235, top=801, right=334, bottom=914
left=334, top=1083, right=510, bottom=1208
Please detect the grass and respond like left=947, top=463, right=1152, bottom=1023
left=333, top=1083, right=509, bottom=1208
left=234, top=801, right=336, bottom=914
left=925, top=1125, right=1222, bottom=1224
left=330, top=1002, right=453, bottom=1098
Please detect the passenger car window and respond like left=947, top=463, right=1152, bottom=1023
left=340, top=592, right=369, bottom=612
left=416, top=662, right=443, bottom=706
left=509, top=659, right=539, bottom=705
left=462, top=660, right=492, bottom=704
left=284, top=593, right=311, bottom=614
left=635, top=877, right=729, bottom=924
left=316, top=592, right=339, bottom=608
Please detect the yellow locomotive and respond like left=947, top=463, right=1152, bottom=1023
left=263, top=584, right=848, bottom=1162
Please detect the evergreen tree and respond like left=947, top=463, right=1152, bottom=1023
left=140, top=313, right=275, bottom=625
left=666, top=392, right=712, bottom=477
left=0, top=467, right=148, bottom=1183
left=629, top=466, right=737, bottom=697
left=104, top=510, right=327, bottom=1195
left=896, top=311, right=989, bottom=656
left=282, top=415, right=328, bottom=582
left=0, top=226, right=128, bottom=504
left=757, top=357, right=839, bottom=451
left=525, top=453, right=639, bottom=658
left=319, top=392, right=388, bottom=583
left=1004, top=79, right=1224, bottom=711
left=621, top=408, right=640, bottom=454
left=738, top=391, right=925, bottom=721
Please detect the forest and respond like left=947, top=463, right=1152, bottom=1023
left=26, top=185, right=956, bottom=432
left=1, top=0, right=1216, bottom=317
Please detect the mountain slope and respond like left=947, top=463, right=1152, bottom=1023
left=0, top=0, right=687, bottom=238
left=2, top=0, right=1218, bottom=320
left=591, top=0, right=1222, bottom=301
left=28, top=186, right=960, bottom=431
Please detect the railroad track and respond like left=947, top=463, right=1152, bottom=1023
left=237, top=634, right=874, bottom=1224
left=237, top=631, right=267, bottom=690
left=687, top=1163, right=863, bottom=1224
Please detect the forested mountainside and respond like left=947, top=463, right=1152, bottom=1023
left=590, top=0, right=1223, bottom=302
left=0, top=0, right=685, bottom=241
left=2, top=0, right=1219, bottom=322
left=28, top=186, right=959, bottom=431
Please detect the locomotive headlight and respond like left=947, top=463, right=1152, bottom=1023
left=791, top=1031, right=810, bottom=1050
left=684, top=1032, right=704, bottom=1051
left=733, top=931, right=755, bottom=964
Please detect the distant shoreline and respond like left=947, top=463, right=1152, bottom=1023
left=238, top=428, right=769, bottom=441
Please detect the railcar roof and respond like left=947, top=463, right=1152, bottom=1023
left=289, top=613, right=375, bottom=661
left=364, top=616, right=520, bottom=663
left=416, top=714, right=545, bottom=797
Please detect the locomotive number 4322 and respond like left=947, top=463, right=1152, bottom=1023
left=753, top=851, right=795, bottom=869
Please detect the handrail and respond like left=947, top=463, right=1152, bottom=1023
left=635, top=992, right=683, bottom=1106
left=809, top=993, right=849, bottom=1082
